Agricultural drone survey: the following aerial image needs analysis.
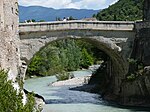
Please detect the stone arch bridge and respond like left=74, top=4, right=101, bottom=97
left=19, top=20, right=136, bottom=95
left=19, top=20, right=135, bottom=62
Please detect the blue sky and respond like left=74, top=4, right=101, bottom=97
left=18, top=0, right=118, bottom=10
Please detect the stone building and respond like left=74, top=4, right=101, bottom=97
left=0, top=0, right=21, bottom=81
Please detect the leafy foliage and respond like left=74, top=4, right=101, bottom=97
left=94, top=0, right=143, bottom=21
left=127, top=58, right=144, bottom=81
left=81, top=48, right=94, bottom=68
left=55, top=71, right=70, bottom=81
left=27, top=39, right=103, bottom=77
left=0, top=70, right=35, bottom=112
left=127, top=73, right=136, bottom=81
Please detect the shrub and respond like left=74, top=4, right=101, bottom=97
left=127, top=73, right=136, bottom=81
left=127, top=58, right=137, bottom=64
left=0, top=70, right=35, bottom=112
left=55, top=71, right=70, bottom=81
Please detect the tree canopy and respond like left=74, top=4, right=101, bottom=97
left=94, top=0, right=143, bottom=21
left=27, top=39, right=104, bottom=77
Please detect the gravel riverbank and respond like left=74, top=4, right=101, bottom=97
left=51, top=75, right=91, bottom=87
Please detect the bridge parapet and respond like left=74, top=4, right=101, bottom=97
left=19, top=20, right=135, bottom=33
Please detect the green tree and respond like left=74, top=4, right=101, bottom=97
left=27, top=39, right=104, bottom=77
left=68, top=16, right=76, bottom=20
left=95, top=0, right=143, bottom=21
left=56, top=17, right=61, bottom=21
left=39, top=20, right=45, bottom=22
left=0, top=70, right=35, bottom=112
left=27, top=19, right=36, bottom=22
left=81, top=48, right=94, bottom=68
left=27, top=55, right=44, bottom=76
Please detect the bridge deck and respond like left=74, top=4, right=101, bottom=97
left=19, top=20, right=135, bottom=33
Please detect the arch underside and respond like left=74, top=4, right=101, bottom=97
left=20, top=29, right=132, bottom=94
left=20, top=29, right=134, bottom=61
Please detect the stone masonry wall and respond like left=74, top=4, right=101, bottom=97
left=0, top=0, right=21, bottom=81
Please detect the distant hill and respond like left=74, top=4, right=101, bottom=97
left=19, top=6, right=100, bottom=22
left=94, top=0, right=143, bottom=21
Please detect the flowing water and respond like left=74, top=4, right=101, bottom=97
left=24, top=70, right=149, bottom=112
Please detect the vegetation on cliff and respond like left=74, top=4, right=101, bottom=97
left=27, top=39, right=103, bottom=77
left=94, top=0, right=143, bottom=21
left=0, top=70, right=35, bottom=112
left=127, top=58, right=144, bottom=81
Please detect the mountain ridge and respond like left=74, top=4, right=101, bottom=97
left=19, top=5, right=100, bottom=22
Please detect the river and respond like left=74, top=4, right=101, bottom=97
left=24, top=70, right=149, bottom=112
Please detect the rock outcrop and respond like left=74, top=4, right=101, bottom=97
left=120, top=75, right=150, bottom=107
left=119, top=8, right=150, bottom=106
left=24, top=89, right=45, bottom=111
left=121, top=1, right=150, bottom=106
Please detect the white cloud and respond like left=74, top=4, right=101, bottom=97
left=18, top=0, right=118, bottom=10
left=110, top=0, right=118, bottom=5
left=66, top=0, right=106, bottom=9
left=19, top=0, right=72, bottom=9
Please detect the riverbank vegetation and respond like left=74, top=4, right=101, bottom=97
left=0, top=70, right=36, bottom=112
left=93, top=0, right=143, bottom=21
left=26, top=39, right=104, bottom=78
left=55, top=72, right=70, bottom=81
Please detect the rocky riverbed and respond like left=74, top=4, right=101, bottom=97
left=51, top=75, right=91, bottom=87
left=51, top=74, right=98, bottom=94
left=51, top=65, right=100, bottom=87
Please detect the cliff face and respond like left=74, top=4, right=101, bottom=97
left=120, top=75, right=150, bottom=107
left=0, top=0, right=21, bottom=81
left=120, top=6, right=150, bottom=105
left=117, top=1, right=150, bottom=106
left=132, top=0, right=150, bottom=65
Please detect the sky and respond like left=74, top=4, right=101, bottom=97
left=18, top=0, right=119, bottom=10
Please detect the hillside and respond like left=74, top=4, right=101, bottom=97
left=19, top=6, right=99, bottom=22
left=94, top=0, right=143, bottom=21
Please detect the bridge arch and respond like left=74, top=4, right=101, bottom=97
left=19, top=21, right=135, bottom=63
left=19, top=21, right=134, bottom=95
left=20, top=35, right=128, bottom=94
